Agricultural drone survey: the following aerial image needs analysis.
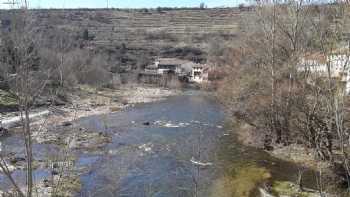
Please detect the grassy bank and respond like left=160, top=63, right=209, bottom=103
left=0, top=89, right=17, bottom=112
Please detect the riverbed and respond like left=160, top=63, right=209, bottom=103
left=0, top=91, right=318, bottom=197
left=76, top=91, right=225, bottom=196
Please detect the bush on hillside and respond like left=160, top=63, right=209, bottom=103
left=145, top=31, right=178, bottom=42
left=161, top=46, right=207, bottom=63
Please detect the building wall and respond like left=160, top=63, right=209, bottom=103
left=148, top=59, right=209, bottom=84
left=300, top=54, right=349, bottom=76
left=190, top=67, right=204, bottom=83
left=158, top=64, right=182, bottom=74
left=299, top=54, right=350, bottom=94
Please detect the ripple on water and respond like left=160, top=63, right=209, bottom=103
left=75, top=93, right=225, bottom=196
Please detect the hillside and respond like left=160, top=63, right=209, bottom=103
left=28, top=8, right=246, bottom=47
left=0, top=8, right=250, bottom=67
left=1, top=7, right=347, bottom=72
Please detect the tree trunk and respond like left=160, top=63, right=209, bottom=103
left=24, top=98, right=33, bottom=197
left=59, top=55, right=64, bottom=87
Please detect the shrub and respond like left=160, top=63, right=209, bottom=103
left=83, top=29, right=89, bottom=40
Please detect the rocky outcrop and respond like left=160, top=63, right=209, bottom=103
left=0, top=127, right=9, bottom=137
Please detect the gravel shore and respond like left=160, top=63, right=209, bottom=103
left=1, top=85, right=180, bottom=130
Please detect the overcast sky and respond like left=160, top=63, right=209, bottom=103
left=0, top=0, right=246, bottom=9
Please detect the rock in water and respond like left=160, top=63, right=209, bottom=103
left=62, top=122, right=73, bottom=127
left=10, top=157, right=26, bottom=165
left=190, top=157, right=213, bottom=167
left=0, top=127, right=9, bottom=137
left=259, top=188, right=275, bottom=197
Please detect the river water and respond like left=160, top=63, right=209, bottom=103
left=77, top=91, right=226, bottom=197
left=0, top=91, right=317, bottom=197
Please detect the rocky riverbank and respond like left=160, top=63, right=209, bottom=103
left=0, top=85, right=180, bottom=196
left=231, top=121, right=342, bottom=197
left=36, top=85, right=178, bottom=128
left=1, top=85, right=179, bottom=130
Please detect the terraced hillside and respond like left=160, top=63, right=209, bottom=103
left=0, top=8, right=249, bottom=61
left=27, top=8, right=246, bottom=49
left=0, top=8, right=252, bottom=69
left=0, top=7, right=347, bottom=67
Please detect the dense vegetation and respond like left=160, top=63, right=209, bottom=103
left=217, top=2, right=350, bottom=195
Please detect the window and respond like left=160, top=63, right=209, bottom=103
left=194, top=71, right=201, bottom=77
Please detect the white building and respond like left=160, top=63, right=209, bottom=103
left=145, top=58, right=209, bottom=84
left=180, top=62, right=208, bottom=83
left=189, top=64, right=209, bottom=83
left=298, top=49, right=350, bottom=94
left=154, top=58, right=188, bottom=75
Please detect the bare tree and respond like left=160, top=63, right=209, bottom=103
left=218, top=1, right=350, bottom=194
left=0, top=6, right=51, bottom=197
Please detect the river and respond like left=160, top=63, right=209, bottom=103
left=0, top=91, right=317, bottom=197
left=77, top=91, right=225, bottom=196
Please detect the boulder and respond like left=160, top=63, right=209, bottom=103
left=9, top=157, right=25, bottom=165
left=0, top=127, right=9, bottom=137
left=62, top=122, right=73, bottom=127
